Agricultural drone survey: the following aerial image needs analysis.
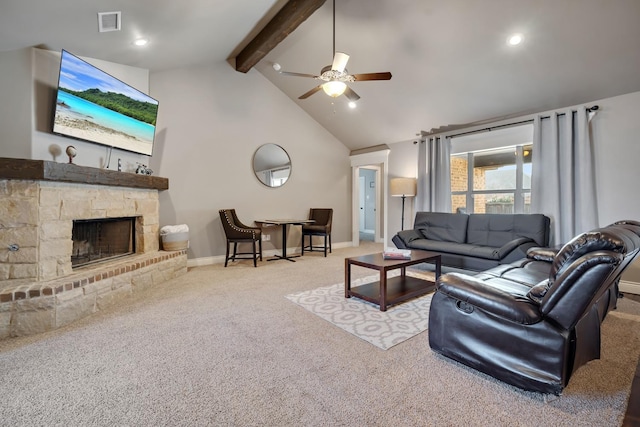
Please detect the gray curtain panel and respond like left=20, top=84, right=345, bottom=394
left=531, top=107, right=598, bottom=245
left=417, top=136, right=452, bottom=213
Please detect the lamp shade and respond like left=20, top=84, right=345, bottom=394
left=390, top=177, right=416, bottom=197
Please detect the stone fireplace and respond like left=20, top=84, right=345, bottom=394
left=0, top=158, right=187, bottom=339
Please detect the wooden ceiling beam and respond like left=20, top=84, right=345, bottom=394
left=234, top=0, right=326, bottom=73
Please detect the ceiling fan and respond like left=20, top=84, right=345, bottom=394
left=278, top=0, right=392, bottom=101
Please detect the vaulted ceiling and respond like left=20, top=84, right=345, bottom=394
left=2, top=0, right=640, bottom=151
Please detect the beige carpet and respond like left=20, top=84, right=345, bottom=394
left=1, top=241, right=640, bottom=426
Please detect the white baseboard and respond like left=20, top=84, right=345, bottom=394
left=187, top=255, right=224, bottom=268
left=620, top=280, right=640, bottom=295
left=186, top=241, right=354, bottom=268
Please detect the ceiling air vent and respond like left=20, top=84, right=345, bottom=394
left=98, top=11, right=122, bottom=32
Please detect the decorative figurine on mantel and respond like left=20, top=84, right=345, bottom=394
left=65, top=145, right=77, bottom=164
left=136, top=163, right=153, bottom=175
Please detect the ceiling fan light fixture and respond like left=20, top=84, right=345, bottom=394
left=322, top=80, right=347, bottom=97
left=282, top=0, right=391, bottom=101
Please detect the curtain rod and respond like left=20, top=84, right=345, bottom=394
left=419, top=105, right=599, bottom=140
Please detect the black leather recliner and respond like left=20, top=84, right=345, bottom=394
left=428, top=221, right=640, bottom=395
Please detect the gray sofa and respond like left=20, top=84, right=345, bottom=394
left=392, top=212, right=550, bottom=271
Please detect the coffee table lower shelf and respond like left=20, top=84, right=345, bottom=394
left=347, top=275, right=436, bottom=310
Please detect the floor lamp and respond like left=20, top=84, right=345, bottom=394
left=390, top=177, right=417, bottom=230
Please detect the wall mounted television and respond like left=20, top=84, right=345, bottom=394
left=52, top=49, right=159, bottom=156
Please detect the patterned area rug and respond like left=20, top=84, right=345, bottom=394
left=285, top=271, right=435, bottom=350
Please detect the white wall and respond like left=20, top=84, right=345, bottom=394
left=592, top=91, right=640, bottom=226
left=386, top=140, right=419, bottom=247
left=591, top=91, right=640, bottom=283
left=0, top=48, right=32, bottom=159
left=149, top=61, right=351, bottom=260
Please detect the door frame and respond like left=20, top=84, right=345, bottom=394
left=350, top=149, right=390, bottom=247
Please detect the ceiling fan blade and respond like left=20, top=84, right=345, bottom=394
left=299, top=85, right=323, bottom=99
left=352, top=72, right=392, bottom=81
left=344, top=86, right=360, bottom=102
left=332, top=52, right=349, bottom=72
left=280, top=71, right=318, bottom=78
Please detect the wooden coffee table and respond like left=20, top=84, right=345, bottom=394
left=344, top=250, right=441, bottom=311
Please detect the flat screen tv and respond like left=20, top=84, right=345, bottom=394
left=53, top=49, right=159, bottom=156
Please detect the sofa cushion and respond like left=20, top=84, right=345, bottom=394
left=467, top=214, right=550, bottom=247
left=408, top=239, right=502, bottom=260
left=483, top=263, right=549, bottom=288
left=468, top=274, right=535, bottom=297
left=414, top=212, right=468, bottom=243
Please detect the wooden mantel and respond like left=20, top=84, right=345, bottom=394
left=0, top=158, right=168, bottom=190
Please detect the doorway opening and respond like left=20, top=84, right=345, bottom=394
left=350, top=148, right=390, bottom=248
left=358, top=168, right=377, bottom=242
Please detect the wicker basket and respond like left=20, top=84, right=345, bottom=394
left=161, top=231, right=189, bottom=251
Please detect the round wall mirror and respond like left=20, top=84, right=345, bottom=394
left=252, top=144, right=291, bottom=188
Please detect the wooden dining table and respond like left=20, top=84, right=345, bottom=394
left=255, top=219, right=314, bottom=262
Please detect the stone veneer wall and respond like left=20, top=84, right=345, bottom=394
left=0, top=178, right=187, bottom=339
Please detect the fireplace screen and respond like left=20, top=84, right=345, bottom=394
left=71, top=217, right=136, bottom=268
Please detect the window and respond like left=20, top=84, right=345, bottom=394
left=450, top=124, right=533, bottom=214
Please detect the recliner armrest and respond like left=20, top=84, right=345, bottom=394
left=527, top=247, right=559, bottom=262
left=436, top=273, right=543, bottom=325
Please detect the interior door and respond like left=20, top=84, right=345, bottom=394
left=359, top=176, right=365, bottom=232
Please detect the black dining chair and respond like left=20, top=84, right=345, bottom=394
left=219, top=209, right=262, bottom=267
left=301, top=208, right=333, bottom=257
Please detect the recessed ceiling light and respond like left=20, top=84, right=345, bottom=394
left=134, top=38, right=148, bottom=46
left=272, top=62, right=282, bottom=72
left=348, top=101, right=357, bottom=109
left=507, top=33, right=523, bottom=46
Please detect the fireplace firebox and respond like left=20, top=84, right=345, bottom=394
left=72, top=217, right=136, bottom=268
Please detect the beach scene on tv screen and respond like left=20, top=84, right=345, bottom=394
left=53, top=50, right=158, bottom=156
